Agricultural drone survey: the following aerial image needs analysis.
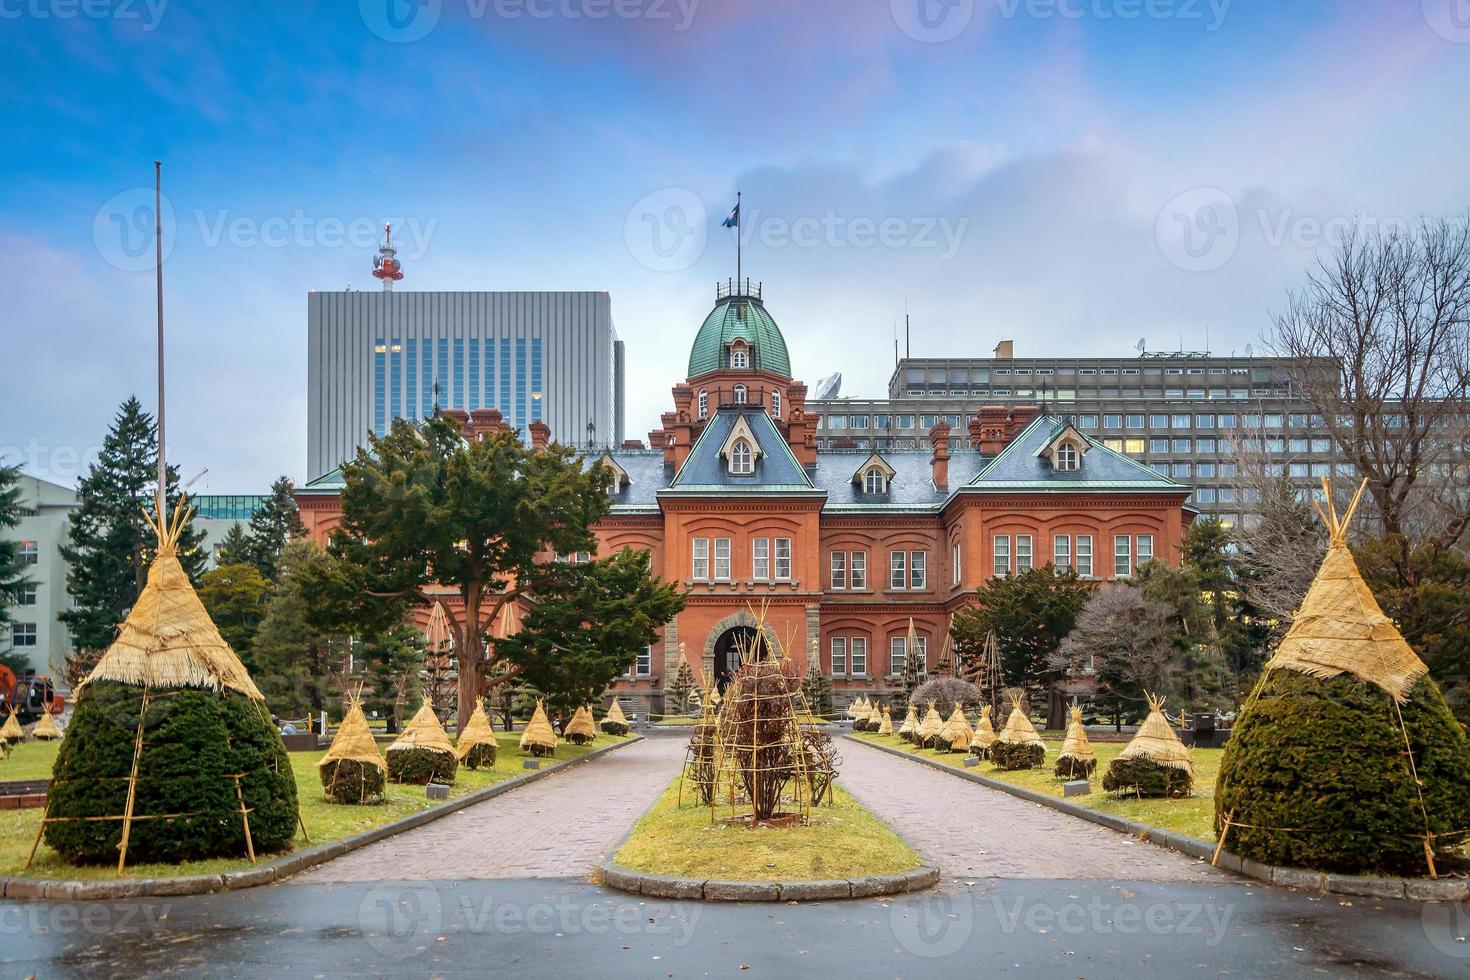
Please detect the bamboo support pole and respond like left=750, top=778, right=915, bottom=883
left=116, top=688, right=152, bottom=874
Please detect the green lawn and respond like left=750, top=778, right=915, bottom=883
left=852, top=731, right=1222, bottom=843
left=0, top=732, right=632, bottom=880
left=614, top=776, right=921, bottom=880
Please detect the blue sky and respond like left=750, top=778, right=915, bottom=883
left=4, top=1, right=1469, bottom=490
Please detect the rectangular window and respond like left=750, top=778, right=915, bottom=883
left=910, top=551, right=927, bottom=590
left=993, top=535, right=1011, bottom=578
left=19, top=588, right=37, bottom=606
left=422, top=340, right=434, bottom=416
left=406, top=340, right=417, bottom=419
left=752, top=538, right=770, bottom=581
left=1137, top=534, right=1154, bottom=566
left=19, top=541, right=38, bottom=566
left=850, top=637, right=868, bottom=676
left=830, top=637, right=847, bottom=676
left=515, top=338, right=528, bottom=431
left=1115, top=535, right=1132, bottom=578
left=1076, top=534, right=1094, bottom=577
left=1125, top=414, right=1145, bottom=429
left=1172, top=414, right=1192, bottom=428
left=897, top=415, right=915, bottom=429
left=952, top=542, right=962, bottom=585
left=890, top=551, right=907, bottom=589
left=1150, top=414, right=1170, bottom=428
left=1196, top=488, right=1217, bottom=503
left=531, top=338, right=544, bottom=422
left=1172, top=438, right=1192, bottom=453
left=1103, top=414, right=1123, bottom=429
left=1078, top=414, right=1099, bottom=429
left=1124, top=439, right=1146, bottom=455
left=468, top=339, right=481, bottom=410
left=10, top=624, right=36, bottom=648
left=774, top=538, right=792, bottom=581
left=851, top=551, right=867, bottom=589
left=453, top=338, right=465, bottom=409
left=374, top=339, right=386, bottom=435
left=1196, top=438, right=1217, bottom=453
left=692, top=538, right=709, bottom=581
left=830, top=551, right=847, bottom=590
left=499, top=338, right=511, bottom=419
left=889, top=636, right=906, bottom=676
left=635, top=645, right=652, bottom=676
left=1054, top=534, right=1071, bottom=570
left=1150, top=438, right=1170, bottom=454
left=713, top=538, right=731, bottom=581
left=1015, top=535, right=1032, bottom=573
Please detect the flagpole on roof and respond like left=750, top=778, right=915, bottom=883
left=735, top=190, right=742, bottom=290
left=154, top=160, right=167, bottom=529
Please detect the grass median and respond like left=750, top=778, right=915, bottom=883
left=850, top=731, right=1221, bottom=843
left=0, top=732, right=631, bottom=880
left=614, top=776, right=921, bottom=880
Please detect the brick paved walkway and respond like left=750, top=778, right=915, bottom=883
left=292, top=735, right=686, bottom=882
left=839, top=739, right=1223, bottom=882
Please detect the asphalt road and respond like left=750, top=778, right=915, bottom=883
left=3, top=875, right=1467, bottom=978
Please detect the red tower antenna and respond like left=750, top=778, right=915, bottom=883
left=372, top=221, right=404, bottom=291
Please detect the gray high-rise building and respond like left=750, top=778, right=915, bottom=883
left=307, top=290, right=624, bottom=480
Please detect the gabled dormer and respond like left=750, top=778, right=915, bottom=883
left=596, top=453, right=630, bottom=495
left=728, top=338, right=751, bottom=371
left=718, top=414, right=764, bottom=475
left=1037, top=422, right=1090, bottom=472
left=851, top=453, right=897, bottom=495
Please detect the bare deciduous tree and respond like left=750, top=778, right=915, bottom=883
left=1268, top=215, right=1470, bottom=548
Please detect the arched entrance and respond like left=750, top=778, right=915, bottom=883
left=711, top=625, right=778, bottom=694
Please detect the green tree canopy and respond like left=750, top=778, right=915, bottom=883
left=197, top=562, right=271, bottom=672
left=245, top=476, right=306, bottom=580
left=213, top=523, right=252, bottom=567
left=952, top=566, right=1093, bottom=695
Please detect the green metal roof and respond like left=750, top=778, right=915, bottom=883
left=687, top=295, right=791, bottom=378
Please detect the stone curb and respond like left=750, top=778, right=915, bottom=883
left=593, top=784, right=940, bottom=903
left=846, top=735, right=1470, bottom=904
left=0, top=734, right=644, bottom=903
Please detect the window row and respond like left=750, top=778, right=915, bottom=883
left=992, top=533, right=1152, bottom=579
left=828, top=550, right=928, bottom=590
left=828, top=635, right=929, bottom=677
left=691, top=537, right=792, bottom=582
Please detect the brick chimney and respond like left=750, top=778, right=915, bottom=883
left=440, top=408, right=470, bottom=430
left=1008, top=404, right=1041, bottom=438
left=975, top=406, right=1009, bottom=454
left=528, top=419, right=550, bottom=451
left=467, top=408, right=508, bottom=441
left=929, top=420, right=952, bottom=489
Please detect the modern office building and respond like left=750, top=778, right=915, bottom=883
left=307, top=290, right=625, bottom=481
left=807, top=342, right=1344, bottom=526
left=2, top=474, right=79, bottom=678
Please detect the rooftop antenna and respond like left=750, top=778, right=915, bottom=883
left=905, top=297, right=911, bottom=360
left=154, top=161, right=167, bottom=527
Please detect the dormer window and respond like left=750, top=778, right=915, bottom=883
left=864, top=467, right=887, bottom=494
left=731, top=440, right=754, bottom=474
left=1056, top=443, right=1079, bottom=471
left=731, top=350, right=748, bottom=369
left=1038, top=424, right=1091, bottom=473
left=698, top=389, right=708, bottom=419
left=851, top=453, right=897, bottom=495
left=733, top=384, right=748, bottom=405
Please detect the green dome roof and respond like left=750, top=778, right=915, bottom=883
left=687, top=291, right=791, bottom=379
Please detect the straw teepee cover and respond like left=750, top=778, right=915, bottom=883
left=456, top=699, right=498, bottom=760
left=389, top=700, right=455, bottom=755
left=604, top=698, right=628, bottom=727
left=0, top=709, right=24, bottom=742
left=941, top=706, right=972, bottom=745
left=1267, top=479, right=1427, bottom=702
left=81, top=504, right=263, bottom=700
left=1057, top=705, right=1095, bottom=762
left=878, top=706, right=893, bottom=735
left=1118, top=694, right=1192, bottom=774
left=564, top=705, right=597, bottom=741
left=918, top=702, right=943, bottom=743
left=520, top=699, right=557, bottom=751
left=898, top=704, right=918, bottom=736
left=971, top=705, right=996, bottom=746
left=996, top=694, right=1044, bottom=747
left=31, top=710, right=62, bottom=739
left=319, top=694, right=386, bottom=772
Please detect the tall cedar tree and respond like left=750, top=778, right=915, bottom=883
left=0, top=464, right=33, bottom=631
left=251, top=542, right=349, bottom=718
left=213, top=523, right=252, bottom=566
left=196, top=562, right=271, bottom=673
left=60, top=398, right=204, bottom=679
left=951, top=565, right=1092, bottom=728
left=245, top=476, right=306, bottom=580
left=327, top=417, right=682, bottom=731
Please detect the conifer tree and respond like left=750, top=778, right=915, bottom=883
left=802, top=659, right=833, bottom=717
left=213, top=523, right=252, bottom=567
left=245, top=476, right=306, bottom=580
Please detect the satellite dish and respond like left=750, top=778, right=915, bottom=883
left=814, top=373, right=842, bottom=400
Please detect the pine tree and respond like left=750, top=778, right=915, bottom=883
left=252, top=542, right=342, bottom=718
left=245, top=476, right=306, bottom=580
left=897, top=644, right=923, bottom=715
left=213, top=523, right=253, bottom=567
left=801, top=660, right=833, bottom=718
left=0, top=463, right=33, bottom=632
left=668, top=659, right=696, bottom=715
left=59, top=398, right=204, bottom=681
left=196, top=562, right=271, bottom=673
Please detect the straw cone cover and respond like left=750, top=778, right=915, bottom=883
left=0, top=709, right=23, bottom=741
left=388, top=701, right=455, bottom=755
left=31, top=710, right=61, bottom=739
left=1268, top=483, right=1427, bottom=701
left=941, top=706, right=972, bottom=744
left=878, top=706, right=893, bottom=735
left=997, top=696, right=1044, bottom=747
left=81, top=505, right=263, bottom=701
left=520, top=699, right=557, bottom=751
left=918, top=703, right=943, bottom=742
left=564, top=705, right=596, bottom=741
left=1118, top=695, right=1192, bottom=774
left=604, top=699, right=628, bottom=726
left=1057, top=705, right=1095, bottom=762
left=970, top=705, right=996, bottom=749
left=456, top=700, right=498, bottom=760
left=319, top=697, right=386, bottom=771
left=898, top=704, right=917, bottom=735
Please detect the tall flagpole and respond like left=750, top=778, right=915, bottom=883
left=155, top=161, right=166, bottom=528
left=735, top=190, right=742, bottom=291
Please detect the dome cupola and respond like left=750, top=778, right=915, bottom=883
left=687, top=279, right=791, bottom=379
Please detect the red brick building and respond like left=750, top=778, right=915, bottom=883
left=299, top=282, right=1196, bottom=715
